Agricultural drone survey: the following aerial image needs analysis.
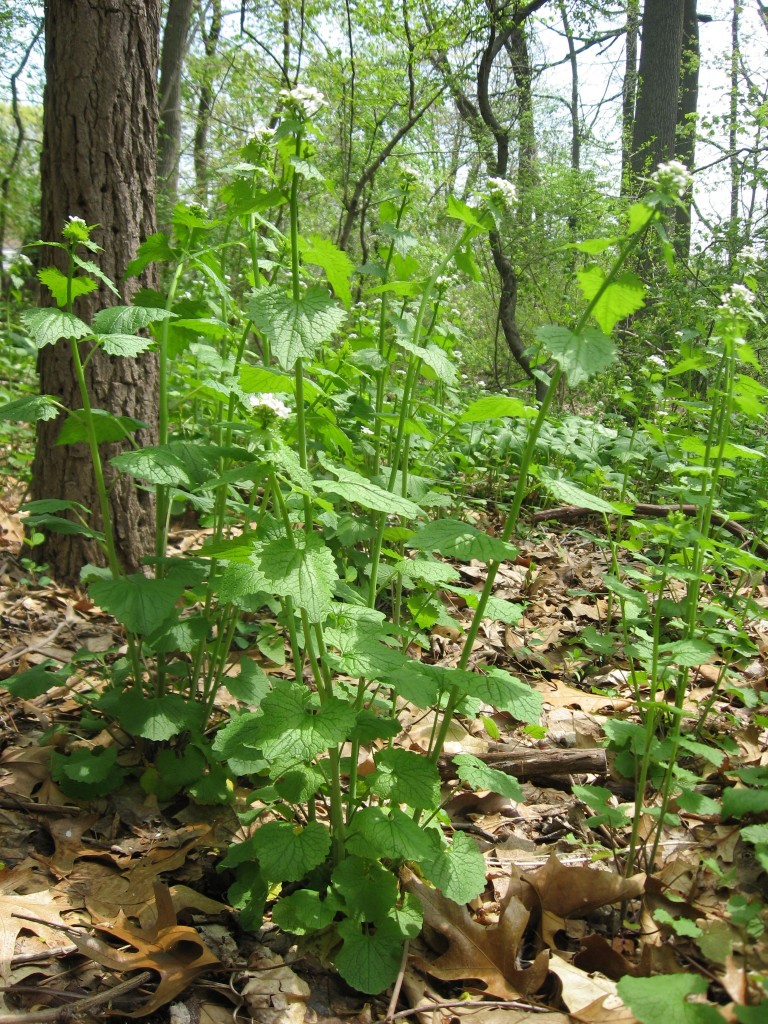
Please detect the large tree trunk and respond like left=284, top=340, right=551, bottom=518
left=630, top=0, right=685, bottom=186
left=33, top=0, right=161, bottom=584
left=157, top=0, right=196, bottom=230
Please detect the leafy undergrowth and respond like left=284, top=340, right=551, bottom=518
left=0, top=500, right=766, bottom=1024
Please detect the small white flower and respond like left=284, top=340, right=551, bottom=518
left=248, top=393, right=291, bottom=419
left=740, top=245, right=761, bottom=265
left=719, top=282, right=757, bottom=315
left=647, top=354, right=667, bottom=370
left=452, top=349, right=462, bottom=360
left=461, top=373, right=468, bottom=380
left=477, top=380, right=486, bottom=388
left=360, top=426, right=374, bottom=436
left=651, top=160, right=692, bottom=197
left=436, top=275, right=451, bottom=287
left=280, top=84, right=326, bottom=119
left=487, top=176, right=517, bottom=206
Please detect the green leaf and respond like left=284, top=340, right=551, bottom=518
left=274, top=764, right=326, bottom=804
left=317, top=461, right=423, bottom=518
left=111, top=445, right=191, bottom=486
left=96, top=333, right=154, bottom=357
left=368, top=749, right=441, bottom=809
left=4, top=662, right=71, bottom=699
left=21, top=308, right=90, bottom=347
left=124, top=232, right=178, bottom=277
left=335, top=917, right=405, bottom=995
left=210, top=711, right=266, bottom=774
left=332, top=856, right=399, bottom=924
left=226, top=659, right=271, bottom=704
left=252, top=820, right=331, bottom=882
left=56, top=408, right=145, bottom=445
left=407, top=518, right=518, bottom=562
left=0, top=395, right=60, bottom=423
left=535, top=325, right=615, bottom=386
left=112, top=691, right=198, bottom=741
left=474, top=669, right=542, bottom=723
left=89, top=573, right=186, bottom=635
left=257, top=533, right=338, bottom=623
left=460, top=395, right=535, bottom=422
left=659, top=638, right=716, bottom=668
left=446, top=195, right=492, bottom=231
left=272, top=889, right=339, bottom=935
left=51, top=746, right=126, bottom=798
left=536, top=471, right=620, bottom=514
left=228, top=863, right=267, bottom=932
left=91, top=305, right=175, bottom=333
left=617, top=973, right=723, bottom=1024
left=251, top=682, right=357, bottom=764
left=571, top=237, right=618, bottom=254
left=239, top=365, right=293, bottom=394
left=246, top=286, right=346, bottom=370
left=576, top=267, right=646, bottom=334
left=421, top=830, right=487, bottom=904
left=446, top=586, right=523, bottom=625
left=453, top=753, right=523, bottom=801
left=346, top=807, right=434, bottom=862
left=38, top=266, right=97, bottom=307
left=722, top=786, right=768, bottom=819
left=71, top=255, right=121, bottom=295
left=300, top=235, right=355, bottom=308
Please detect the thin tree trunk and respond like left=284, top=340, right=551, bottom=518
left=193, top=0, right=222, bottom=206
left=727, top=0, right=742, bottom=265
left=674, top=0, right=699, bottom=259
left=621, top=0, right=640, bottom=193
left=33, top=0, right=161, bottom=583
left=157, top=0, right=196, bottom=231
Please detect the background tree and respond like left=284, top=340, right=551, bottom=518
left=157, top=0, right=197, bottom=229
left=629, top=0, right=685, bottom=187
left=31, top=0, right=161, bottom=583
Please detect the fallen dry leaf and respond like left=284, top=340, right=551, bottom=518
left=404, top=868, right=549, bottom=1000
left=68, top=882, right=220, bottom=1018
left=522, top=853, right=646, bottom=918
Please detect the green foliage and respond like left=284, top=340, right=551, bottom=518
left=7, top=100, right=760, bottom=1001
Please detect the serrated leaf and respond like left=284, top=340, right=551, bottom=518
left=238, top=365, right=293, bottom=394
left=453, top=753, right=523, bottom=801
left=89, top=573, right=185, bottom=635
left=317, top=462, right=422, bottom=517
left=96, top=333, right=153, bottom=357
left=56, top=408, right=145, bottom=445
left=71, top=254, right=121, bottom=295
left=272, top=889, right=339, bottom=935
left=251, top=682, right=356, bottom=763
left=256, top=533, right=337, bottom=622
left=368, top=749, right=441, bottom=809
left=21, top=308, right=90, bottom=347
left=4, top=662, right=71, bottom=699
left=576, top=266, right=646, bottom=334
left=111, top=445, right=191, bottom=485
left=38, top=266, right=97, bottom=306
left=113, top=692, right=196, bottom=741
left=407, top=518, right=518, bottom=562
left=124, top=232, right=178, bottom=277
left=446, top=586, right=523, bottom=625
left=300, top=234, right=354, bottom=308
left=335, top=917, right=405, bottom=995
left=536, top=471, right=619, bottom=513
left=722, top=786, right=768, bottom=818
left=535, top=325, right=615, bottom=386
left=421, top=830, right=487, bottom=904
left=446, top=195, right=493, bottom=231
left=474, top=669, right=542, bottom=723
left=0, top=394, right=60, bottom=423
left=91, top=305, right=175, bottom=334
left=346, top=807, right=434, bottom=861
left=617, top=973, right=722, bottom=1024
left=460, top=396, right=535, bottom=422
left=332, top=857, right=399, bottom=923
left=226, top=658, right=271, bottom=704
left=252, top=820, right=331, bottom=882
left=246, top=286, right=346, bottom=370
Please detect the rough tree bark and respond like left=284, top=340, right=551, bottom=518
left=620, top=0, right=640, bottom=193
left=32, top=0, right=161, bottom=584
left=157, top=0, right=196, bottom=230
left=630, top=0, right=685, bottom=185
left=674, top=0, right=699, bottom=258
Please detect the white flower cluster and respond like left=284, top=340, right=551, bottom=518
left=651, top=160, right=693, bottom=197
left=248, top=393, right=291, bottom=419
left=719, top=282, right=757, bottom=315
left=487, top=176, right=517, bottom=206
left=280, top=84, right=326, bottom=119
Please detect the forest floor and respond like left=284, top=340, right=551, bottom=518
left=0, top=488, right=766, bottom=1024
